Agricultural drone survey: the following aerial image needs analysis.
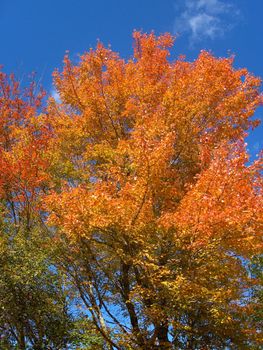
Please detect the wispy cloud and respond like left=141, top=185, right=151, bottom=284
left=50, top=88, right=61, bottom=103
left=174, top=0, right=240, bottom=44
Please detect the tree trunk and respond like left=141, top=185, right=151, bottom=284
left=155, top=322, right=172, bottom=349
left=18, top=326, right=26, bottom=350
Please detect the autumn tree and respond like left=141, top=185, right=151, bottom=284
left=0, top=224, right=71, bottom=349
left=41, top=32, right=263, bottom=349
left=0, top=71, right=103, bottom=349
left=248, top=254, right=263, bottom=350
left=0, top=32, right=262, bottom=349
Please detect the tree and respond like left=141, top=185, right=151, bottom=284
left=43, top=32, right=263, bottom=349
left=248, top=254, right=263, bottom=349
left=0, top=224, right=72, bottom=349
left=0, top=71, right=103, bottom=349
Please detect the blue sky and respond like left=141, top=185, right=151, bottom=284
left=0, top=0, right=262, bottom=155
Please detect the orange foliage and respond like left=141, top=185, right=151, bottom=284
left=43, top=32, right=262, bottom=348
left=0, top=32, right=262, bottom=348
left=0, top=71, right=51, bottom=224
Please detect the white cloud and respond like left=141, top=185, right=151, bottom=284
left=189, top=13, right=220, bottom=39
left=174, top=0, right=240, bottom=44
left=50, top=88, right=61, bottom=103
left=196, top=0, right=229, bottom=14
